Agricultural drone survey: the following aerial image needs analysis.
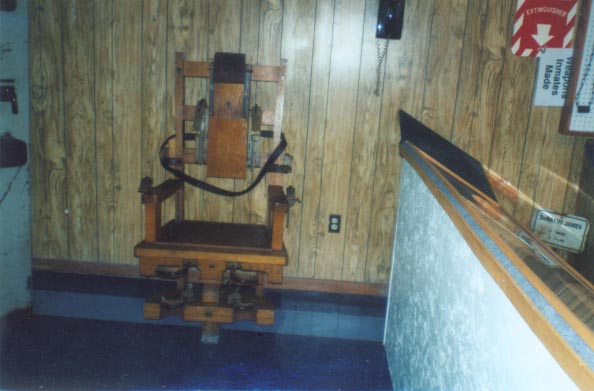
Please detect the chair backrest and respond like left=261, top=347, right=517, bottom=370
left=171, top=52, right=287, bottom=185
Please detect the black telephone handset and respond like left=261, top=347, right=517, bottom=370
left=376, top=0, right=405, bottom=40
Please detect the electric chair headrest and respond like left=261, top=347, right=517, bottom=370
left=212, top=52, right=246, bottom=84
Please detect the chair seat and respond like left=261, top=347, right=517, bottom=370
left=159, top=220, right=273, bottom=249
left=135, top=220, right=288, bottom=284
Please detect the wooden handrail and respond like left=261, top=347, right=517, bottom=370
left=400, top=141, right=594, bottom=390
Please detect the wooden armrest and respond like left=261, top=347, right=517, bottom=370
left=141, top=179, right=183, bottom=204
left=268, top=185, right=289, bottom=213
left=142, top=179, right=182, bottom=242
left=268, top=185, right=288, bottom=251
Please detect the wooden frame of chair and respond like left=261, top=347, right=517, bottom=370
left=134, top=52, right=290, bottom=342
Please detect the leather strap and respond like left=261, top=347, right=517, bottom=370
left=159, top=133, right=288, bottom=197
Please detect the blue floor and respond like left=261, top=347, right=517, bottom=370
left=0, top=272, right=393, bottom=391
left=31, top=272, right=386, bottom=342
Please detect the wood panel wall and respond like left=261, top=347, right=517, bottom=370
left=29, top=0, right=588, bottom=284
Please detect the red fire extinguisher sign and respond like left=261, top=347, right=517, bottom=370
left=511, top=0, right=578, bottom=56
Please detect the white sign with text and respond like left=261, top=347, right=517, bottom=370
left=534, top=48, right=574, bottom=106
left=530, top=209, right=589, bottom=252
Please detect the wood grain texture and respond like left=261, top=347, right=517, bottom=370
left=531, top=110, right=575, bottom=217
left=342, top=0, right=387, bottom=282
left=465, top=0, right=511, bottom=163
left=513, top=106, right=549, bottom=227
left=366, top=0, right=435, bottom=282
left=141, top=0, right=168, bottom=194
left=29, top=0, right=590, bottom=283
left=562, top=137, right=587, bottom=215
left=94, top=0, right=116, bottom=263
left=112, top=0, right=142, bottom=263
left=168, top=0, right=209, bottom=223
left=297, top=0, right=334, bottom=279
left=29, top=0, right=69, bottom=259
left=62, top=0, right=98, bottom=261
left=315, top=0, right=365, bottom=280
left=449, top=0, right=486, bottom=145
left=251, top=0, right=283, bottom=225
left=279, top=0, right=315, bottom=277
left=488, top=2, right=537, bottom=214
left=420, top=0, right=467, bottom=134
left=206, top=117, right=247, bottom=178
left=568, top=141, right=594, bottom=281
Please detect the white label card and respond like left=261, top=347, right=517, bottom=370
left=534, top=48, right=574, bottom=106
left=530, top=209, right=590, bottom=253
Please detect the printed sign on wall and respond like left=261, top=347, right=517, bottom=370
left=512, top=0, right=578, bottom=57
left=534, top=48, right=574, bottom=106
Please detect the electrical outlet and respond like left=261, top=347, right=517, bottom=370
left=328, top=214, right=341, bottom=233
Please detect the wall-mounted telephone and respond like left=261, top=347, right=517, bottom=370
left=376, top=0, right=405, bottom=40
left=374, top=0, right=404, bottom=96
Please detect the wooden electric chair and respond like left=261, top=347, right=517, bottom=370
left=134, top=52, right=293, bottom=343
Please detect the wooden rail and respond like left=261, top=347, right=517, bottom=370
left=400, top=141, right=594, bottom=390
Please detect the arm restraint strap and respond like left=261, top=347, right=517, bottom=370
left=159, top=133, right=287, bottom=197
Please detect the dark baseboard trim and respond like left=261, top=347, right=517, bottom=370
left=275, top=277, right=387, bottom=296
left=1, top=306, right=33, bottom=323
left=33, top=258, right=387, bottom=297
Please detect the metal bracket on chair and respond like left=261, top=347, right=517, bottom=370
left=155, top=265, right=188, bottom=280
left=247, top=134, right=261, bottom=168
left=193, top=99, right=209, bottom=164
left=138, top=176, right=154, bottom=194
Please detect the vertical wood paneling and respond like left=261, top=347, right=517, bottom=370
left=513, top=106, right=549, bottom=226
left=365, top=0, right=435, bottom=282
left=251, top=0, right=283, bottom=225
left=531, top=110, right=575, bottom=216
left=112, top=0, right=142, bottom=263
left=342, top=0, right=384, bottom=281
left=449, top=0, right=486, bottom=145
left=280, top=0, right=316, bottom=277
left=30, top=0, right=590, bottom=283
left=94, top=0, right=115, bottom=262
left=315, top=0, right=365, bottom=280
left=141, top=0, right=168, bottom=191
left=297, top=0, right=335, bottom=278
left=466, top=0, right=512, bottom=163
left=140, top=0, right=168, bottom=239
left=563, top=137, right=587, bottom=214
left=488, top=3, right=537, bottom=214
left=168, top=0, right=209, bottom=222
left=62, top=0, right=97, bottom=261
left=420, top=0, right=467, bottom=134
left=29, top=0, right=69, bottom=259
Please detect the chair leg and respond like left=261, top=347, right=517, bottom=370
left=200, top=284, right=221, bottom=344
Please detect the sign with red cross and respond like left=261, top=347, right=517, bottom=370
left=511, top=0, right=578, bottom=56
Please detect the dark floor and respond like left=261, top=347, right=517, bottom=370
left=0, top=272, right=393, bottom=391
